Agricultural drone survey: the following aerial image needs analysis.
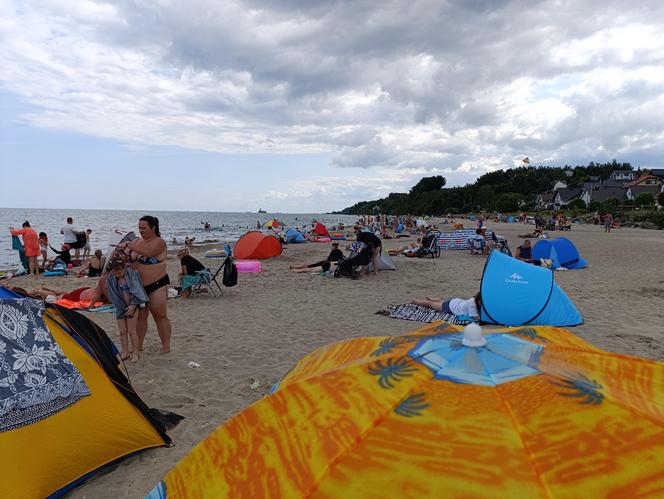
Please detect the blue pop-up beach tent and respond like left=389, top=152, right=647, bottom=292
left=532, top=237, right=587, bottom=270
left=480, top=251, right=583, bottom=326
left=284, top=228, right=306, bottom=243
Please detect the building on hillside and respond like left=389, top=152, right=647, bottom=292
left=563, top=168, right=574, bottom=177
left=552, top=181, right=567, bottom=191
left=609, top=170, right=635, bottom=182
left=600, top=179, right=625, bottom=188
left=535, top=192, right=555, bottom=210
left=648, top=168, right=664, bottom=181
left=581, top=178, right=623, bottom=193
left=580, top=186, right=626, bottom=206
left=553, top=187, right=582, bottom=210
left=626, top=185, right=662, bottom=202
left=625, top=172, right=663, bottom=188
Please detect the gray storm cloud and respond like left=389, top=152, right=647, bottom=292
left=2, top=0, right=664, bottom=177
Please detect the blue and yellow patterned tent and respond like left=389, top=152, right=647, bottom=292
left=0, top=291, right=171, bottom=498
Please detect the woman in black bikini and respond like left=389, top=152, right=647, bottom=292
left=75, top=249, right=105, bottom=277
left=115, top=216, right=171, bottom=354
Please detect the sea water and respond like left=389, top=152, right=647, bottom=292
left=0, top=208, right=357, bottom=269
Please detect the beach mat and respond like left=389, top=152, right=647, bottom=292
left=378, top=303, right=473, bottom=325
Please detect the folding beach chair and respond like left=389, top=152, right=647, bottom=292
left=192, top=266, right=224, bottom=298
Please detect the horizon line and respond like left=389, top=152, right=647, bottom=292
left=0, top=206, right=344, bottom=215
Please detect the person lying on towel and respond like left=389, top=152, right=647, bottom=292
left=387, top=238, right=422, bottom=256
left=518, top=228, right=544, bottom=238
left=411, top=292, right=481, bottom=319
left=25, top=274, right=110, bottom=304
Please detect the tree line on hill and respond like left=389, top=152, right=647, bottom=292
left=335, top=160, right=637, bottom=215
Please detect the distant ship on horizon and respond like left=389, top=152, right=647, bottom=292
left=258, top=208, right=267, bottom=213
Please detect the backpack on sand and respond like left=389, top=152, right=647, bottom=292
left=222, top=256, right=238, bottom=287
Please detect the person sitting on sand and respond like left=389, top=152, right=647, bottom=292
left=47, top=243, right=72, bottom=270
left=290, top=242, right=344, bottom=273
left=468, top=229, right=487, bottom=255
left=106, top=257, right=149, bottom=363
left=178, top=248, right=207, bottom=298
left=515, top=239, right=541, bottom=265
left=411, top=292, right=481, bottom=319
left=75, top=249, right=106, bottom=277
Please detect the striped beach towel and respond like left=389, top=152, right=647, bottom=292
left=437, top=230, right=494, bottom=250
left=382, top=303, right=473, bottom=325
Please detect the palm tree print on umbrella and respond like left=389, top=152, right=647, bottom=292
left=394, top=392, right=430, bottom=417
left=512, top=327, right=549, bottom=343
left=368, top=357, right=418, bottom=389
left=370, top=337, right=411, bottom=357
left=551, top=373, right=604, bottom=405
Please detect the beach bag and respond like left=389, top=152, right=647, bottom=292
left=222, top=256, right=238, bottom=287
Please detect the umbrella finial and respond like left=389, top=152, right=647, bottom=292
left=461, top=323, right=486, bottom=347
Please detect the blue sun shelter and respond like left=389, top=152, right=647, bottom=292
left=532, top=237, right=587, bottom=270
left=285, top=228, right=306, bottom=243
left=480, top=251, right=583, bottom=326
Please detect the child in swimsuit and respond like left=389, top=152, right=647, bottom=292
left=83, top=229, right=92, bottom=259
left=106, top=257, right=149, bottom=362
left=38, top=232, right=48, bottom=269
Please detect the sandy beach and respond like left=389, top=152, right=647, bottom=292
left=6, top=221, right=664, bottom=498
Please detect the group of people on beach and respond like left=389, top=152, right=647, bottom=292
left=9, top=215, right=172, bottom=363
left=290, top=227, right=385, bottom=277
left=9, top=217, right=96, bottom=276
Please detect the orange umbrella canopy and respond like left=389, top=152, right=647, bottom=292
left=233, top=231, right=282, bottom=259
left=147, top=322, right=664, bottom=498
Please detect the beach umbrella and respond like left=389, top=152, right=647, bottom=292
left=147, top=322, right=664, bottom=498
left=264, top=219, right=283, bottom=229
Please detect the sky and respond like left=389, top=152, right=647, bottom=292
left=2, top=0, right=664, bottom=212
